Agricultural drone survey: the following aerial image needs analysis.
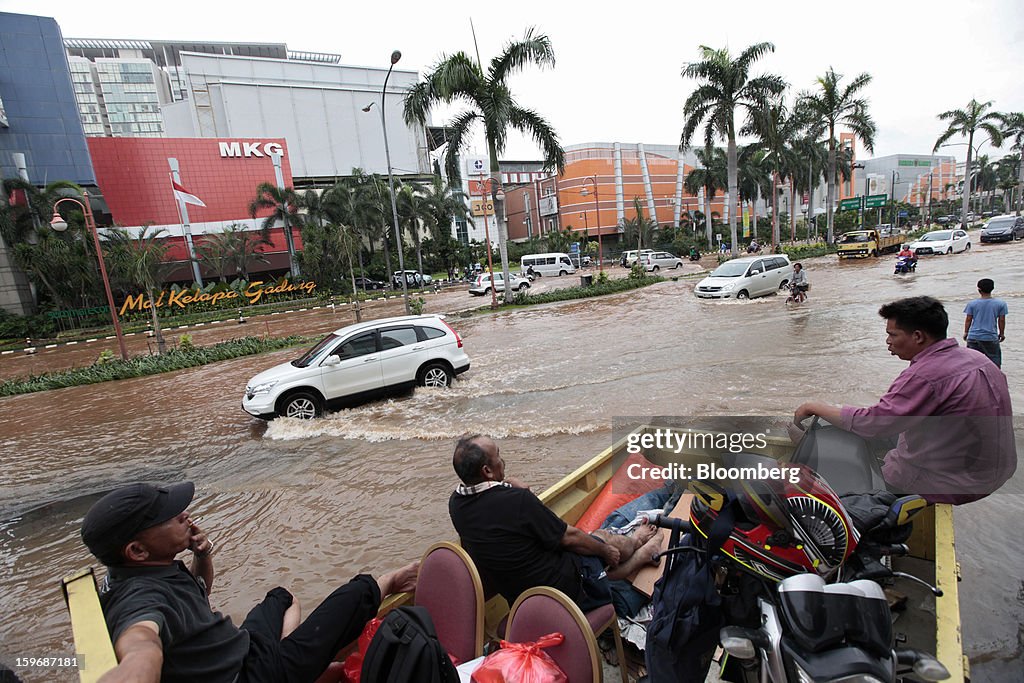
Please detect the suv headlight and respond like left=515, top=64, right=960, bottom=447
left=246, top=380, right=279, bottom=396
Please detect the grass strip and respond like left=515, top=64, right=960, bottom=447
left=0, top=335, right=313, bottom=397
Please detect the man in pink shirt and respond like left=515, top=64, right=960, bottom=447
left=795, top=296, right=1016, bottom=504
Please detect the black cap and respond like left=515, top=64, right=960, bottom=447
left=81, top=482, right=195, bottom=565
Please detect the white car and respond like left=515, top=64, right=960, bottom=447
left=468, top=272, right=531, bottom=296
left=907, top=229, right=971, bottom=255
left=642, top=251, right=684, bottom=272
left=694, top=255, right=793, bottom=300
left=242, top=315, right=470, bottom=419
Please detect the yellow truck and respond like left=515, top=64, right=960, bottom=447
left=836, top=225, right=904, bottom=258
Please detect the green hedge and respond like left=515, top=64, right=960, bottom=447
left=505, top=275, right=663, bottom=307
left=0, top=335, right=312, bottom=397
left=780, top=243, right=837, bottom=260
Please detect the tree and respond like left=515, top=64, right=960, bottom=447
left=404, top=26, right=566, bottom=296
left=249, top=182, right=301, bottom=277
left=104, top=227, right=175, bottom=354
left=683, top=147, right=727, bottom=248
left=395, top=181, right=430, bottom=278
left=743, top=100, right=805, bottom=246
left=995, top=153, right=1021, bottom=211
left=998, top=112, right=1024, bottom=214
left=798, top=68, right=877, bottom=243
left=621, top=197, right=658, bottom=253
left=932, top=99, right=1002, bottom=228
left=195, top=226, right=268, bottom=282
left=419, top=174, right=472, bottom=274
left=680, top=42, right=787, bottom=257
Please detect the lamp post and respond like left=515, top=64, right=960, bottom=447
left=579, top=176, right=603, bottom=273
left=363, top=49, right=410, bottom=315
left=889, top=170, right=901, bottom=227
left=851, top=163, right=866, bottom=228
left=50, top=192, right=128, bottom=360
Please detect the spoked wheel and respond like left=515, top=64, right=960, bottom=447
left=279, top=391, right=322, bottom=420
left=419, top=363, right=453, bottom=388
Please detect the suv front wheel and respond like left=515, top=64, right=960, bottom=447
left=279, top=391, right=322, bottom=419
left=419, top=362, right=453, bottom=388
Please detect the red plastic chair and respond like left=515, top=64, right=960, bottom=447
left=414, top=541, right=486, bottom=664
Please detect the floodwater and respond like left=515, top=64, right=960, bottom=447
left=2, top=244, right=1023, bottom=682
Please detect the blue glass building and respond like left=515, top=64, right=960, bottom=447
left=0, top=11, right=95, bottom=185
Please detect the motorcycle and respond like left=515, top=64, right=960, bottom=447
left=689, top=250, right=702, bottom=262
left=894, top=256, right=917, bottom=275
left=644, top=420, right=949, bottom=683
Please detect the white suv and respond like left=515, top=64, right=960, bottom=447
left=468, top=272, right=531, bottom=296
left=642, top=251, right=684, bottom=272
left=242, top=315, right=470, bottom=419
left=694, top=255, right=793, bottom=299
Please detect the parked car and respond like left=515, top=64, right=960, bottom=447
left=907, top=229, right=971, bottom=255
left=392, top=270, right=433, bottom=288
left=468, top=272, right=531, bottom=296
left=353, top=276, right=387, bottom=290
left=642, top=251, right=684, bottom=272
left=980, top=215, right=1024, bottom=243
left=242, top=315, right=470, bottom=420
left=694, top=255, right=793, bottom=300
left=621, top=249, right=655, bottom=267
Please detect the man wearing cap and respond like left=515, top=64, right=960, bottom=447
left=82, top=482, right=417, bottom=683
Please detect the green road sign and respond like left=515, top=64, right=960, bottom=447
left=839, top=197, right=862, bottom=211
left=864, top=194, right=888, bottom=209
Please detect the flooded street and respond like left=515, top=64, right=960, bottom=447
left=2, top=242, right=1023, bottom=681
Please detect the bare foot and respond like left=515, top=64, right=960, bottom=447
left=633, top=522, right=657, bottom=545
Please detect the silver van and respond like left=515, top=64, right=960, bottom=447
left=694, top=255, right=793, bottom=300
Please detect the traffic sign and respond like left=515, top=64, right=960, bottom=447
left=864, top=194, right=888, bottom=209
left=839, top=197, right=862, bottom=211
left=898, top=210, right=909, bottom=218
left=570, top=242, right=580, bottom=253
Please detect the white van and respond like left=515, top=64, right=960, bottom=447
left=694, top=254, right=793, bottom=300
left=520, top=253, right=577, bottom=277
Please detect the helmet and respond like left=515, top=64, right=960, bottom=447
left=689, top=462, right=858, bottom=582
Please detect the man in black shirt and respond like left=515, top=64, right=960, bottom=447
left=448, top=435, right=661, bottom=615
left=81, top=481, right=417, bottom=683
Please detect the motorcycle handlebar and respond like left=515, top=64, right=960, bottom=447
left=641, top=511, right=692, bottom=533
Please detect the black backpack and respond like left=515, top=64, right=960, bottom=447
left=360, top=606, right=459, bottom=683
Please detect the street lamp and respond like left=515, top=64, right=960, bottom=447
left=362, top=49, right=410, bottom=315
left=49, top=192, right=129, bottom=360
left=851, top=162, right=866, bottom=228
left=579, top=176, right=603, bottom=273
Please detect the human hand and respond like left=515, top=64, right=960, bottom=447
left=793, top=402, right=818, bottom=425
left=380, top=562, right=419, bottom=596
left=999, top=334, right=1005, bottom=342
left=188, top=520, right=213, bottom=558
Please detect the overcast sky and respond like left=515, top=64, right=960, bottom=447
left=7, top=0, right=1023, bottom=165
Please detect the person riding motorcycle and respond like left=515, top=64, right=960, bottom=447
left=898, top=244, right=916, bottom=263
left=790, top=262, right=809, bottom=298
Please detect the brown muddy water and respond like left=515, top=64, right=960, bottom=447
left=2, top=244, right=1023, bottom=681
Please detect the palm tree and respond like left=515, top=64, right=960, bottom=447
left=995, top=153, right=1020, bottom=212
left=743, top=100, right=805, bottom=246
left=932, top=99, right=1003, bottom=228
left=798, top=68, right=877, bottom=243
left=196, top=226, right=268, bottom=282
left=249, top=182, right=301, bottom=277
left=395, top=181, right=431, bottom=279
left=104, top=227, right=175, bottom=354
left=736, top=147, right=771, bottom=241
left=972, top=155, right=998, bottom=212
left=998, top=112, right=1023, bottom=214
left=683, top=147, right=727, bottom=248
left=680, top=42, right=787, bottom=257
left=621, top=197, right=658, bottom=255
left=404, top=26, right=566, bottom=292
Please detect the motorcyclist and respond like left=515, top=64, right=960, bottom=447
left=898, top=244, right=916, bottom=262
left=688, top=247, right=701, bottom=261
left=790, top=262, right=809, bottom=298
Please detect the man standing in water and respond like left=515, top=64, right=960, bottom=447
left=964, top=278, right=1007, bottom=368
left=795, top=296, right=1015, bottom=504
left=82, top=482, right=417, bottom=683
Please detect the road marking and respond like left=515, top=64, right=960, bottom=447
left=45, top=344, right=57, bottom=348
left=86, top=339, right=97, bottom=343
left=105, top=336, right=115, bottom=340
left=67, top=341, right=78, bottom=345
left=194, top=323, right=205, bottom=327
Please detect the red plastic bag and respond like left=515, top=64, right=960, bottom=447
left=471, top=633, right=567, bottom=683
left=339, top=616, right=383, bottom=683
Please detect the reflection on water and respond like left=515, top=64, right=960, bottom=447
left=2, top=243, right=1023, bottom=681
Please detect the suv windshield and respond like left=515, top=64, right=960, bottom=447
left=292, top=333, right=340, bottom=367
left=922, top=231, right=952, bottom=241
left=710, top=261, right=750, bottom=277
